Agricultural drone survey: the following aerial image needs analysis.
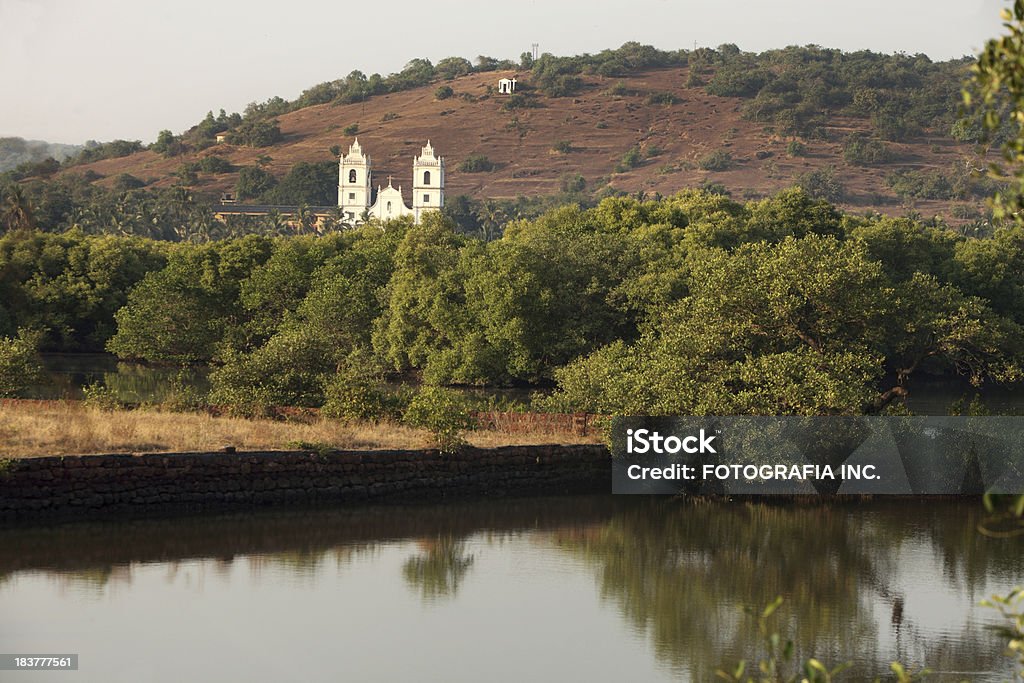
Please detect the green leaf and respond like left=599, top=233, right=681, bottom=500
left=762, top=596, right=784, bottom=619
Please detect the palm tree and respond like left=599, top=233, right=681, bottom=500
left=1, top=184, right=36, bottom=233
left=475, top=200, right=508, bottom=242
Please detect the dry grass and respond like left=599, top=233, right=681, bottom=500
left=0, top=401, right=598, bottom=458
left=67, top=68, right=984, bottom=221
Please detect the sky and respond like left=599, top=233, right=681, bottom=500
left=0, top=0, right=1011, bottom=144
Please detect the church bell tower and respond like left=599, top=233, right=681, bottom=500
left=338, top=139, right=371, bottom=221
left=412, top=140, right=444, bottom=223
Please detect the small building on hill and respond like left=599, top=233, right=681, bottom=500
left=498, top=77, right=517, bottom=94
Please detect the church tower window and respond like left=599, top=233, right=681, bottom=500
left=349, top=169, right=357, bottom=183
left=423, top=171, right=431, bottom=185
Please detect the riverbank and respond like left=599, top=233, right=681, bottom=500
left=0, top=399, right=600, bottom=458
left=0, top=445, right=611, bottom=521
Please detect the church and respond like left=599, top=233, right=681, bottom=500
left=338, top=139, right=445, bottom=224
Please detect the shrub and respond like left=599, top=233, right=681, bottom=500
left=82, top=382, right=125, bottom=412
left=434, top=85, right=454, bottom=100
left=197, top=155, right=234, bottom=174
left=208, top=332, right=333, bottom=414
left=699, top=179, right=731, bottom=196
left=501, top=93, right=541, bottom=111
left=950, top=117, right=984, bottom=143
left=606, top=82, right=635, bottom=97
left=872, top=110, right=918, bottom=142
left=113, top=173, right=146, bottom=192
left=885, top=169, right=955, bottom=200
left=161, top=370, right=208, bottom=412
left=645, top=91, right=680, bottom=105
left=0, top=329, right=43, bottom=398
left=552, top=140, right=574, bottom=154
left=796, top=166, right=845, bottom=202
left=786, top=140, right=807, bottom=157
left=343, top=123, right=359, bottom=136
left=705, top=64, right=773, bottom=98
left=951, top=204, right=982, bottom=220
left=321, top=373, right=393, bottom=422
left=560, top=173, right=586, bottom=193
left=381, top=112, right=399, bottom=122
left=843, top=133, right=893, bottom=165
left=616, top=146, right=644, bottom=172
left=230, top=118, right=282, bottom=147
left=321, top=353, right=395, bottom=422
left=595, top=121, right=609, bottom=129
left=698, top=149, right=734, bottom=171
left=175, top=165, right=198, bottom=185
left=402, top=386, right=475, bottom=453
left=540, top=75, right=583, bottom=97
left=458, top=154, right=495, bottom=173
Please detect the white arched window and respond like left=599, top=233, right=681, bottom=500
left=349, top=169, right=357, bottom=183
left=386, top=201, right=392, bottom=213
left=423, top=171, right=431, bottom=185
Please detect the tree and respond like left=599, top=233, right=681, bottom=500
left=0, top=328, right=43, bottom=397
left=969, top=0, right=1024, bottom=223
left=113, top=173, right=146, bottom=192
left=371, top=214, right=472, bottom=376
left=106, top=237, right=272, bottom=362
left=458, top=154, right=494, bottom=173
left=263, top=161, right=336, bottom=205
left=548, top=235, right=1022, bottom=415
left=230, top=118, right=282, bottom=147
left=435, top=57, right=473, bottom=80
left=150, top=129, right=184, bottom=157
left=1, top=184, right=35, bottom=232
left=235, top=166, right=277, bottom=201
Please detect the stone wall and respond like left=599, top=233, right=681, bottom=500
left=0, top=445, right=611, bottom=521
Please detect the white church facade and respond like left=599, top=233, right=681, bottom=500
left=337, top=139, right=445, bottom=224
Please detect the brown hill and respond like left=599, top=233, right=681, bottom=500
left=68, top=68, right=988, bottom=220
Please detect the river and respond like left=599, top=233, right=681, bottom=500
left=0, top=497, right=1020, bottom=682
left=26, top=354, right=1024, bottom=415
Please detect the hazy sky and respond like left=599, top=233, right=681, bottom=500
left=0, top=0, right=1010, bottom=144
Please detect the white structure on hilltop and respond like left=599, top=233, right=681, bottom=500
left=337, top=139, right=444, bottom=224
left=498, top=77, right=517, bottom=94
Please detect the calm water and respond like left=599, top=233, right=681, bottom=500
left=0, top=498, right=1021, bottom=682
left=29, top=354, right=1024, bottom=415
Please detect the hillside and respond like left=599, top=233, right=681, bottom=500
left=58, top=65, right=990, bottom=221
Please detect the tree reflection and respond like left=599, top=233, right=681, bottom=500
left=549, top=500, right=1019, bottom=680
left=402, top=535, right=475, bottom=601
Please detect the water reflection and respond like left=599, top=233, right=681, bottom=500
left=30, top=354, right=1024, bottom=415
left=403, top=536, right=476, bottom=601
left=0, top=498, right=1020, bottom=682
left=31, top=353, right=210, bottom=402
left=545, top=500, right=1020, bottom=679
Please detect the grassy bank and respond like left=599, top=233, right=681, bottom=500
left=0, top=401, right=598, bottom=458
